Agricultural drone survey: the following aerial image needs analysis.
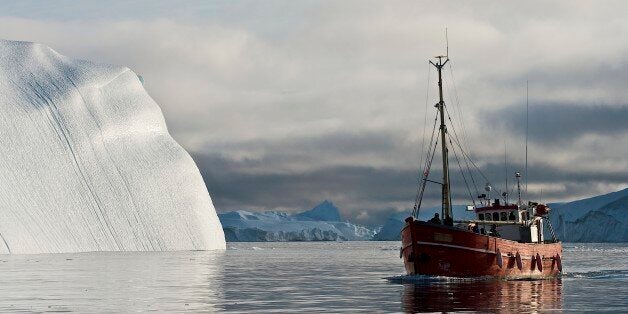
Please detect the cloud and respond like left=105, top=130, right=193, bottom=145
left=1, top=1, right=627, bottom=224
left=193, top=147, right=628, bottom=226
left=487, top=103, right=628, bottom=143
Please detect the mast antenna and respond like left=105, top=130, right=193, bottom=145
left=504, top=142, right=508, bottom=204
left=525, top=80, right=529, bottom=198
left=516, top=172, right=522, bottom=205
left=445, top=27, right=449, bottom=58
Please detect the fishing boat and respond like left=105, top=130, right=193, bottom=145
left=400, top=54, right=562, bottom=279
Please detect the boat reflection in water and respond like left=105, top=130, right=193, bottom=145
left=400, top=278, right=562, bottom=313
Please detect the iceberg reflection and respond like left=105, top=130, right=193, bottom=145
left=0, top=251, right=225, bottom=312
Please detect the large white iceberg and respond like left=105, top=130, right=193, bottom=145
left=219, top=201, right=376, bottom=241
left=0, top=40, right=225, bottom=253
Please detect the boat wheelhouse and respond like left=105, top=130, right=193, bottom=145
left=467, top=201, right=546, bottom=243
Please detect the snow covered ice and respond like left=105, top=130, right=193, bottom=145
left=550, top=188, right=628, bottom=242
left=219, top=201, right=376, bottom=241
left=0, top=40, right=225, bottom=253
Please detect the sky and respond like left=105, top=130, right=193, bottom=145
left=1, top=0, right=627, bottom=226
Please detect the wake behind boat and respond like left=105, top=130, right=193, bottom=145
left=400, top=53, right=562, bottom=279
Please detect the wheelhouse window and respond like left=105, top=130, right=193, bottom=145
left=478, top=213, right=485, bottom=221
left=509, top=211, right=516, bottom=221
left=492, top=212, right=499, bottom=221
left=484, top=213, right=491, bottom=221
left=500, top=212, right=507, bottom=221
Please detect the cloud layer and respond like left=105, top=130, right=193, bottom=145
left=1, top=1, right=627, bottom=225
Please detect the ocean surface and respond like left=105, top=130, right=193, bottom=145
left=0, top=242, right=625, bottom=313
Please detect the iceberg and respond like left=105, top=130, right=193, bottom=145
left=219, top=201, right=376, bottom=241
left=0, top=40, right=225, bottom=253
left=294, top=200, right=342, bottom=221
left=550, top=188, right=628, bottom=242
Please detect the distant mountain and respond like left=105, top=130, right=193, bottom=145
left=220, top=187, right=628, bottom=243
left=550, top=188, right=628, bottom=242
left=372, top=212, right=407, bottom=241
left=218, top=201, right=375, bottom=242
left=295, top=200, right=342, bottom=221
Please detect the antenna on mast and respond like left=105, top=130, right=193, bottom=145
left=504, top=142, right=508, bottom=204
left=515, top=172, right=522, bottom=205
left=445, top=27, right=449, bottom=58
left=525, top=80, right=529, bottom=199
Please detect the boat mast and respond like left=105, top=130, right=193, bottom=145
left=430, top=56, right=452, bottom=219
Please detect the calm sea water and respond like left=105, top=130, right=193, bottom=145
left=0, top=242, right=625, bottom=313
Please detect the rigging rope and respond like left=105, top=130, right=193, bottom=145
left=413, top=130, right=440, bottom=218
left=443, top=65, right=482, bottom=201
left=448, top=133, right=476, bottom=207
left=449, top=129, right=490, bottom=184
left=412, top=111, right=439, bottom=217
left=418, top=61, right=431, bottom=183
left=447, top=62, right=474, bottom=154
left=444, top=74, right=465, bottom=150
left=444, top=105, right=491, bottom=185
left=445, top=106, right=481, bottom=198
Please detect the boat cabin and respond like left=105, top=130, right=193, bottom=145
left=470, top=199, right=545, bottom=243
left=474, top=200, right=529, bottom=223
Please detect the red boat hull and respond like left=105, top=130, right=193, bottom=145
left=401, top=219, right=562, bottom=279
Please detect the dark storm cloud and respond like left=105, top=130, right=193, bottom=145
left=193, top=134, right=628, bottom=226
left=193, top=153, right=419, bottom=210
left=478, top=160, right=628, bottom=194
left=499, top=61, right=628, bottom=96
left=196, top=161, right=419, bottom=226
left=486, top=103, right=628, bottom=143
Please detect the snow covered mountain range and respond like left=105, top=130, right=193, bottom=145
left=219, top=201, right=375, bottom=241
left=221, top=188, right=628, bottom=242
left=0, top=40, right=225, bottom=253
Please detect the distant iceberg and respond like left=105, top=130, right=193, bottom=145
left=219, top=201, right=376, bottom=241
left=550, top=188, right=628, bottom=242
left=0, top=40, right=225, bottom=253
